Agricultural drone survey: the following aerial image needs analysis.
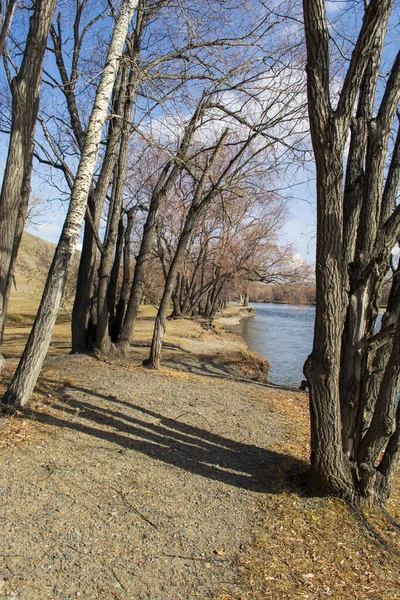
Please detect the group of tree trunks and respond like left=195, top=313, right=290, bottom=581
left=303, top=0, right=400, bottom=505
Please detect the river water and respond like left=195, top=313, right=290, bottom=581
left=227, top=302, right=315, bottom=387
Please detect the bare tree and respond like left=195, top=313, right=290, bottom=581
left=1, top=0, right=140, bottom=412
left=114, top=97, right=214, bottom=354
left=0, top=0, right=57, bottom=370
left=303, top=0, right=400, bottom=504
left=144, top=127, right=230, bottom=368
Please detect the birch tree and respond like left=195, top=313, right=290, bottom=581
left=303, top=0, right=400, bottom=504
left=1, top=0, right=139, bottom=412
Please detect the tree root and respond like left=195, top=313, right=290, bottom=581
left=1, top=401, right=17, bottom=416
left=379, top=506, right=400, bottom=531
left=349, top=501, right=394, bottom=553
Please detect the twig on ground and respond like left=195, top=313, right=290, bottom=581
left=173, top=411, right=213, bottom=431
left=162, top=553, right=228, bottom=562
left=111, top=485, right=159, bottom=531
left=111, top=566, right=128, bottom=591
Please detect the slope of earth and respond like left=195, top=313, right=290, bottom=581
left=13, top=231, right=57, bottom=295
left=7, top=231, right=79, bottom=326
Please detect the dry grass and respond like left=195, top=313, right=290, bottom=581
left=237, top=492, right=400, bottom=600
left=228, top=350, right=270, bottom=381
left=228, top=389, right=400, bottom=600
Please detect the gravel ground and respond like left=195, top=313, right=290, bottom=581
left=0, top=353, right=303, bottom=600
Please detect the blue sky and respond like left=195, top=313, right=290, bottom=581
left=5, top=0, right=399, bottom=267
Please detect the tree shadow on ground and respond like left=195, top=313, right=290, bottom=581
left=29, top=379, right=309, bottom=495
left=162, top=354, right=246, bottom=380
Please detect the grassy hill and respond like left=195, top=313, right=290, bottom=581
left=12, top=230, right=57, bottom=296
left=7, top=230, right=77, bottom=328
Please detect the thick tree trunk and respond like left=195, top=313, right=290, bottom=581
left=303, top=0, right=397, bottom=502
left=1, top=0, right=139, bottom=411
left=339, top=275, right=379, bottom=458
left=358, top=314, right=400, bottom=472
left=71, top=192, right=100, bottom=353
left=71, top=62, right=132, bottom=353
left=303, top=137, right=355, bottom=498
left=0, top=0, right=57, bottom=369
left=362, top=268, right=400, bottom=425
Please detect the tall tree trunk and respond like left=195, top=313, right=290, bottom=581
left=71, top=190, right=103, bottom=353
left=94, top=58, right=138, bottom=356
left=1, top=0, right=139, bottom=412
left=303, top=0, right=397, bottom=501
left=0, top=0, right=57, bottom=370
left=115, top=175, right=169, bottom=354
left=144, top=225, right=194, bottom=369
left=112, top=207, right=135, bottom=341
left=107, top=216, right=125, bottom=320
left=71, top=63, right=131, bottom=352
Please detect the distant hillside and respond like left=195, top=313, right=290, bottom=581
left=11, top=231, right=79, bottom=298
left=12, top=231, right=56, bottom=295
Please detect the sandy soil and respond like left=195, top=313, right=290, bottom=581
left=0, top=316, right=306, bottom=600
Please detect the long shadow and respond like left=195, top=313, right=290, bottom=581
left=29, top=380, right=309, bottom=494
left=160, top=355, right=301, bottom=392
left=162, top=355, right=242, bottom=379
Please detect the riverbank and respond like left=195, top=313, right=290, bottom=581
left=214, top=305, right=255, bottom=327
left=1, top=303, right=399, bottom=599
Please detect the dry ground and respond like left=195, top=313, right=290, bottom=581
left=0, top=300, right=399, bottom=600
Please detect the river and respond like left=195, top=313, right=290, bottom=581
left=227, top=302, right=315, bottom=387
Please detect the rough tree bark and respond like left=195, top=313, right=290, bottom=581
left=94, top=86, right=135, bottom=356
left=68, top=5, right=146, bottom=353
left=0, top=0, right=57, bottom=370
left=69, top=58, right=131, bottom=353
left=112, top=207, right=136, bottom=341
left=1, top=0, right=139, bottom=411
left=303, top=0, right=400, bottom=503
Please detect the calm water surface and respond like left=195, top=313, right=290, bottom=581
left=228, top=303, right=315, bottom=387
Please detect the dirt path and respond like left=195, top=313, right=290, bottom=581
left=0, top=353, right=304, bottom=600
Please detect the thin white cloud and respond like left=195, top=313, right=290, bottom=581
left=26, top=222, right=62, bottom=242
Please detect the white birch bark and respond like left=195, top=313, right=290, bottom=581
left=2, top=0, right=139, bottom=411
